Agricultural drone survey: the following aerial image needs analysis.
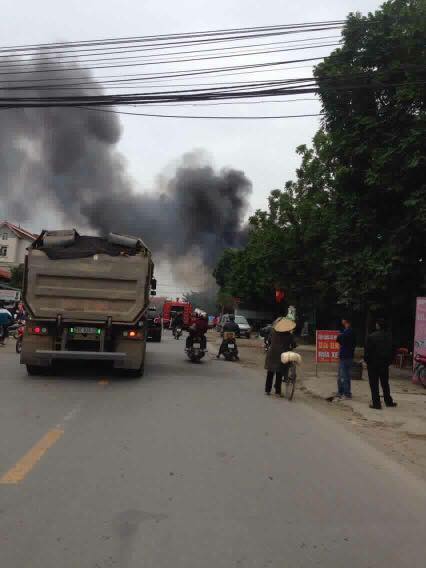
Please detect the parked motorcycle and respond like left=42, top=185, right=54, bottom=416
left=413, top=353, right=426, bottom=388
left=185, top=335, right=206, bottom=362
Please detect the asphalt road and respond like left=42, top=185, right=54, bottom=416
left=1, top=333, right=425, bottom=568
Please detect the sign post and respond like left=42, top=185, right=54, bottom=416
left=315, top=330, right=340, bottom=376
left=413, top=297, right=426, bottom=384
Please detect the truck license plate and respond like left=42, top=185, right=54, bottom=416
left=228, top=344, right=235, bottom=349
left=193, top=343, right=201, bottom=349
left=73, top=327, right=97, bottom=335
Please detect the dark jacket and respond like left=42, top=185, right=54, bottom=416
left=190, top=317, right=208, bottom=336
left=337, top=328, right=356, bottom=359
left=264, top=330, right=296, bottom=372
left=364, top=329, right=394, bottom=367
left=223, top=321, right=239, bottom=333
left=172, top=314, right=184, bottom=328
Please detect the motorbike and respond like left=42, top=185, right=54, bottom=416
left=15, top=324, right=25, bottom=354
left=173, top=326, right=183, bottom=340
left=220, top=332, right=239, bottom=361
left=260, top=324, right=272, bottom=351
left=9, top=320, right=25, bottom=339
left=185, top=335, right=206, bottom=362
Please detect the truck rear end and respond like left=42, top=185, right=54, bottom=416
left=21, top=230, right=155, bottom=377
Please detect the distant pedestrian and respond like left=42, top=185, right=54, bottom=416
left=264, top=317, right=296, bottom=397
left=336, top=318, right=356, bottom=399
left=364, top=318, right=397, bottom=409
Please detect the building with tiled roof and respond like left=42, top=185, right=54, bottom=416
left=0, top=221, right=37, bottom=269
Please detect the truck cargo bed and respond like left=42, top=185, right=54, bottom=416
left=24, top=233, right=153, bottom=324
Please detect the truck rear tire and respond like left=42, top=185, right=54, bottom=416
left=126, top=362, right=144, bottom=378
left=26, top=364, right=49, bottom=376
left=121, top=355, right=145, bottom=378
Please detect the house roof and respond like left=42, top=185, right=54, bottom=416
left=0, top=267, right=12, bottom=280
left=0, top=221, right=37, bottom=241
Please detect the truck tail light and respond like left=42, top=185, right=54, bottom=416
left=30, top=326, right=49, bottom=335
left=122, top=329, right=141, bottom=338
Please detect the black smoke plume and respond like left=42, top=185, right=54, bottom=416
left=0, top=54, right=252, bottom=269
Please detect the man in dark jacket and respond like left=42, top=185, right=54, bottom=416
left=217, top=315, right=240, bottom=359
left=364, top=318, right=397, bottom=409
left=336, top=318, right=356, bottom=399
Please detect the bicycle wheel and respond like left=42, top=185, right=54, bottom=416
left=285, top=363, right=297, bottom=400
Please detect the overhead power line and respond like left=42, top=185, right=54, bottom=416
left=0, top=34, right=341, bottom=63
left=0, top=21, right=344, bottom=53
left=0, top=42, right=340, bottom=70
left=0, top=20, right=420, bottom=119
left=79, top=107, right=323, bottom=120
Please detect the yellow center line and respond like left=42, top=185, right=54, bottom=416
left=0, top=428, right=64, bottom=485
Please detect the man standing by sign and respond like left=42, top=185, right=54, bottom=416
left=336, top=318, right=356, bottom=399
left=364, top=318, right=397, bottom=409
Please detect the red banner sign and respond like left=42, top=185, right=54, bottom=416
left=316, top=330, right=340, bottom=363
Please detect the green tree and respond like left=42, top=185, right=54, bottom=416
left=214, top=0, right=426, bottom=340
left=10, top=265, right=24, bottom=289
left=214, top=136, right=335, bottom=313
left=315, top=0, right=426, bottom=314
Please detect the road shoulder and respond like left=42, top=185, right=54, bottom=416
left=208, top=331, right=426, bottom=481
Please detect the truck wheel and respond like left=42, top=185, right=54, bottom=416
left=127, top=362, right=144, bottom=378
left=26, top=364, right=49, bottom=376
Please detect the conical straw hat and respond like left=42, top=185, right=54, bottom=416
left=273, top=317, right=296, bottom=333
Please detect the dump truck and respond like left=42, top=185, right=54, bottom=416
left=21, top=229, right=156, bottom=377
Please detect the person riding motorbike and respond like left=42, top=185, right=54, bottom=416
left=171, top=312, right=184, bottom=336
left=217, top=314, right=240, bottom=359
left=186, top=312, right=208, bottom=350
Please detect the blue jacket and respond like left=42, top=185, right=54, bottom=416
left=337, top=327, right=356, bottom=359
left=0, top=309, right=12, bottom=326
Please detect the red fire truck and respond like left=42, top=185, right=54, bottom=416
left=162, top=300, right=193, bottom=329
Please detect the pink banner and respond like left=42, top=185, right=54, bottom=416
left=413, top=297, right=426, bottom=385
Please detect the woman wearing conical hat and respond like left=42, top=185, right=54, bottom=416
left=264, top=317, right=297, bottom=397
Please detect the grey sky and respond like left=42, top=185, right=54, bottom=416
left=0, top=0, right=384, bottom=297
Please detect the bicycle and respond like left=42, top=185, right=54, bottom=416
left=280, top=351, right=302, bottom=401
left=283, top=362, right=297, bottom=400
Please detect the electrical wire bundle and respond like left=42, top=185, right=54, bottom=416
left=0, top=20, right=423, bottom=119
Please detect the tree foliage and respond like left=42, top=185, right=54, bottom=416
left=214, top=0, right=426, bottom=332
left=10, top=265, right=24, bottom=290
